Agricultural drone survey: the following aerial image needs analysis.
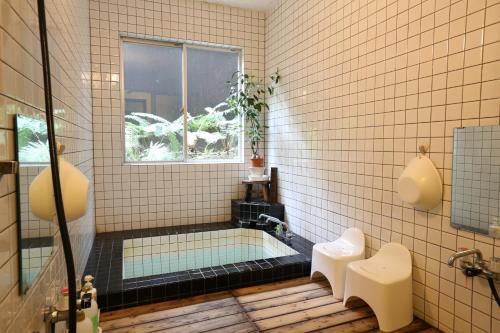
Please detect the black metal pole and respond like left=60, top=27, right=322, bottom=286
left=36, top=1, right=77, bottom=332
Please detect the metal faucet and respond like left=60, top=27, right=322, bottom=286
left=259, top=214, right=289, bottom=230
left=258, top=214, right=293, bottom=241
left=448, top=249, right=500, bottom=306
left=448, top=248, right=484, bottom=267
left=448, top=248, right=494, bottom=278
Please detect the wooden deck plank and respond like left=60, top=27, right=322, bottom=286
left=314, top=316, right=379, bottom=333
left=100, top=291, right=232, bottom=322
left=364, top=319, right=432, bottom=333
left=203, top=321, right=258, bottom=333
left=101, top=297, right=237, bottom=331
left=247, top=295, right=341, bottom=321
left=236, top=281, right=329, bottom=304
left=255, top=301, right=367, bottom=331
left=231, top=276, right=325, bottom=297
left=262, top=306, right=374, bottom=333
left=241, top=287, right=332, bottom=312
left=159, top=313, right=250, bottom=333
left=105, top=304, right=244, bottom=333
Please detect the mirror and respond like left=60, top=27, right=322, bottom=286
left=15, top=113, right=57, bottom=293
left=451, top=125, right=500, bottom=237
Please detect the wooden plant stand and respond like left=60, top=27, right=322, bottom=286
left=242, top=180, right=270, bottom=202
left=242, top=167, right=278, bottom=203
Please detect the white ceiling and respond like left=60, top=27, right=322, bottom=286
left=204, top=0, right=278, bottom=11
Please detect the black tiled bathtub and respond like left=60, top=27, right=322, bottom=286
left=83, top=222, right=313, bottom=312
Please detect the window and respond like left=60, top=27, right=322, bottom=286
left=122, top=39, right=241, bottom=163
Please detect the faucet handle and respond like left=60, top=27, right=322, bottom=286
left=464, top=265, right=483, bottom=277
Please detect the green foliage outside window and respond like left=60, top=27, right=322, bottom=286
left=17, top=115, right=50, bottom=163
left=124, top=102, right=241, bottom=161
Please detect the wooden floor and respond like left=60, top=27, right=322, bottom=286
left=100, top=277, right=440, bottom=333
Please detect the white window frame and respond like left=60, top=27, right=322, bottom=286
left=120, top=36, right=243, bottom=164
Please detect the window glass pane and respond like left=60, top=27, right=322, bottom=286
left=186, top=47, right=240, bottom=161
left=123, top=42, right=183, bottom=162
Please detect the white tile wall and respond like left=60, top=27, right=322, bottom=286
left=266, top=0, right=500, bottom=332
left=90, top=0, right=266, bottom=232
left=0, top=0, right=94, bottom=332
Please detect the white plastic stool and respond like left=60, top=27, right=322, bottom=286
left=310, top=228, right=365, bottom=299
left=343, top=243, right=413, bottom=332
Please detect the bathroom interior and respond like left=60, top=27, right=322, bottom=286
left=1, top=0, right=500, bottom=332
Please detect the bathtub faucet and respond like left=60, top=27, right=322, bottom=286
left=259, top=214, right=293, bottom=241
left=259, top=214, right=289, bottom=230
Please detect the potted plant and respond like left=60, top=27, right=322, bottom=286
left=226, top=70, right=280, bottom=168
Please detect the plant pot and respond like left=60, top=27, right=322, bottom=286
left=250, top=156, right=264, bottom=167
left=248, top=167, right=267, bottom=181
